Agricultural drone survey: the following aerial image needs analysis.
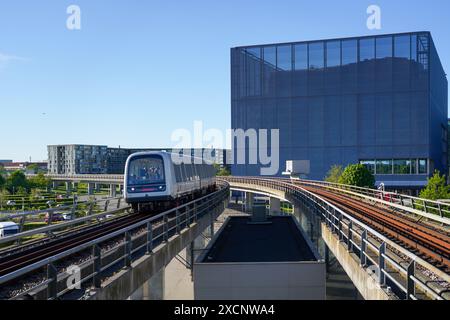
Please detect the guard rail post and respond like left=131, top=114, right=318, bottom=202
left=360, top=230, right=367, bottom=266
left=146, top=222, right=153, bottom=254
left=378, top=242, right=386, bottom=286
left=163, top=214, right=169, bottom=242
left=93, top=244, right=101, bottom=288
left=47, top=263, right=58, bottom=300
left=407, top=261, right=416, bottom=299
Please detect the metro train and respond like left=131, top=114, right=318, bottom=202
left=123, top=151, right=217, bottom=213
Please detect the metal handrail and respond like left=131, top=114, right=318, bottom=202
left=292, top=178, right=450, bottom=222
left=221, top=177, right=449, bottom=300
left=0, top=183, right=229, bottom=299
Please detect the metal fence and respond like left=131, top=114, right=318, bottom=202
left=221, top=177, right=449, bottom=300
left=0, top=183, right=229, bottom=300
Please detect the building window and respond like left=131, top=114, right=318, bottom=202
left=394, top=35, right=410, bottom=59
left=393, top=159, right=410, bottom=174
left=263, top=46, right=276, bottom=67
left=376, top=159, right=393, bottom=174
left=359, top=38, right=375, bottom=61
left=294, top=44, right=308, bottom=70
left=360, top=160, right=375, bottom=174
left=277, top=45, right=292, bottom=71
left=376, top=36, right=393, bottom=59
left=326, top=41, right=340, bottom=67
left=342, top=39, right=357, bottom=65
left=308, top=42, right=324, bottom=70
left=418, top=159, right=427, bottom=174
left=360, top=159, right=428, bottom=175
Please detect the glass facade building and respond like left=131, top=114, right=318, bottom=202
left=231, top=32, right=448, bottom=189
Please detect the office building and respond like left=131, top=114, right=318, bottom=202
left=231, top=32, right=448, bottom=189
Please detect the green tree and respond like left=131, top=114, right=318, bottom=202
left=0, top=189, right=10, bottom=209
left=6, top=170, right=29, bottom=194
left=0, top=174, right=5, bottom=190
left=213, top=163, right=231, bottom=176
left=339, top=164, right=375, bottom=188
left=27, top=164, right=39, bottom=174
left=28, top=173, right=51, bottom=190
left=419, top=170, right=450, bottom=200
left=325, top=165, right=344, bottom=183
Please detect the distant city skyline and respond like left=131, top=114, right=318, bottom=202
left=1, top=0, right=449, bottom=161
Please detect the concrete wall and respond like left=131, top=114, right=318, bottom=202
left=194, top=262, right=325, bottom=300
left=320, top=222, right=392, bottom=300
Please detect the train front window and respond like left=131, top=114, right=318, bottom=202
left=127, top=156, right=165, bottom=185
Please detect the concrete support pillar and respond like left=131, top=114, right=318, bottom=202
left=186, top=235, right=206, bottom=277
left=87, top=183, right=95, bottom=195
left=269, top=197, right=281, bottom=215
left=128, top=286, right=144, bottom=300
left=95, top=183, right=101, bottom=192
left=144, top=267, right=165, bottom=300
left=52, top=181, right=59, bottom=189
left=245, top=192, right=254, bottom=212
left=109, top=184, right=117, bottom=198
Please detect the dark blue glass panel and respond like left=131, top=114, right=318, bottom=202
left=326, top=41, right=340, bottom=67
left=376, top=36, right=392, bottom=59
left=277, top=45, right=292, bottom=71
left=263, top=46, right=276, bottom=96
left=359, top=38, right=375, bottom=61
left=245, top=48, right=262, bottom=96
left=276, top=45, right=292, bottom=96
left=341, top=40, right=357, bottom=94
left=308, top=42, right=324, bottom=70
left=293, top=44, right=308, bottom=96
left=342, top=40, right=357, bottom=65
left=394, top=35, right=410, bottom=59
left=294, top=44, right=307, bottom=70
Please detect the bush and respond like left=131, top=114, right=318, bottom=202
left=339, top=164, right=375, bottom=188
left=325, top=165, right=344, bottom=183
left=419, top=170, right=449, bottom=201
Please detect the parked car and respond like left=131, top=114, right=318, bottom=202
left=98, top=214, right=115, bottom=221
left=6, top=200, right=16, bottom=206
left=61, top=213, right=73, bottom=221
left=44, top=213, right=64, bottom=223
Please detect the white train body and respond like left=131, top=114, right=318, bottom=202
left=124, top=151, right=216, bottom=211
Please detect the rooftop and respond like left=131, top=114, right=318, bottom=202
left=202, top=216, right=318, bottom=263
left=233, top=31, right=431, bottom=49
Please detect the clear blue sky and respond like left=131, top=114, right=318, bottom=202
left=1, top=0, right=449, bottom=161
